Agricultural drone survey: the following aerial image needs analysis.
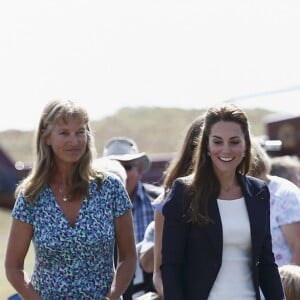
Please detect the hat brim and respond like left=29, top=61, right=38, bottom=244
left=106, top=152, right=151, bottom=172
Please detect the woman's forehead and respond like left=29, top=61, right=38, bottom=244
left=53, top=115, right=86, bottom=128
left=210, top=121, right=243, bottom=136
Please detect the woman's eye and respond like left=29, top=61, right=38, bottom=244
left=78, top=130, right=86, bottom=136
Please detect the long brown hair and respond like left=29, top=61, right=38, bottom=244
left=188, top=104, right=252, bottom=225
left=163, top=114, right=205, bottom=192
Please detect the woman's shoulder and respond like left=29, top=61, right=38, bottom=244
left=162, top=176, right=193, bottom=214
left=269, top=175, right=300, bottom=193
left=89, top=175, right=127, bottom=200
left=240, top=174, right=270, bottom=199
left=242, top=174, right=268, bottom=189
left=243, top=174, right=264, bottom=184
left=92, top=173, right=122, bottom=188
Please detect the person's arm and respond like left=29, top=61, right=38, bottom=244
left=153, top=210, right=164, bottom=297
left=5, top=219, right=40, bottom=300
left=107, top=210, right=137, bottom=300
left=281, top=222, right=300, bottom=265
left=139, top=245, right=154, bottom=274
left=139, top=220, right=155, bottom=273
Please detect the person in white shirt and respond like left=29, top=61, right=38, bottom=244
left=249, top=138, right=300, bottom=266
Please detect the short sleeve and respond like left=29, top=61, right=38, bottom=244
left=12, top=193, right=34, bottom=224
left=275, top=187, right=300, bottom=226
left=140, top=220, right=154, bottom=253
left=152, top=193, right=165, bottom=213
left=109, top=176, right=132, bottom=218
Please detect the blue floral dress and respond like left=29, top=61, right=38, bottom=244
left=12, top=175, right=132, bottom=299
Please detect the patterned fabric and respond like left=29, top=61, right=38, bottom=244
left=12, top=176, right=132, bottom=299
left=131, top=182, right=155, bottom=243
left=268, top=175, right=300, bottom=267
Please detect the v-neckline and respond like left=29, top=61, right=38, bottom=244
left=49, top=186, right=85, bottom=228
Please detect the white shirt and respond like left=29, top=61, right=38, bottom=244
left=208, top=197, right=255, bottom=300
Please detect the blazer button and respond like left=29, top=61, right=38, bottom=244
left=256, top=261, right=260, bottom=266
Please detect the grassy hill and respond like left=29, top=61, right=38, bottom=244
left=0, top=106, right=275, bottom=166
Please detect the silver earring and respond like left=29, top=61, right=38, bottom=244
left=207, top=151, right=211, bottom=156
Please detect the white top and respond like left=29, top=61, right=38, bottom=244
left=268, top=175, right=300, bottom=266
left=208, top=197, right=256, bottom=300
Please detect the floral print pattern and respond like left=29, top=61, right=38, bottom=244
left=12, top=176, right=132, bottom=299
left=268, top=175, right=300, bottom=267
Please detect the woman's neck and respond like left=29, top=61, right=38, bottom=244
left=218, top=175, right=242, bottom=200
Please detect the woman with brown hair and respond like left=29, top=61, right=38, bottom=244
left=161, top=104, right=284, bottom=300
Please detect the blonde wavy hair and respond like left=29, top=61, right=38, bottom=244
left=15, top=99, right=104, bottom=203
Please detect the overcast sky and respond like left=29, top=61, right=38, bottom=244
left=1, top=0, right=300, bottom=131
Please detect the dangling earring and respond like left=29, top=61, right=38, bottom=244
left=207, top=151, right=211, bottom=157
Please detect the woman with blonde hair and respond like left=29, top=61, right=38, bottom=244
left=249, top=138, right=300, bottom=267
left=5, top=99, right=136, bottom=300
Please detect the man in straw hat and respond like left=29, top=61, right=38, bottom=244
left=103, top=137, right=162, bottom=299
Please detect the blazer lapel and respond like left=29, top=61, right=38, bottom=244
left=240, top=175, right=265, bottom=257
left=244, top=193, right=260, bottom=253
left=206, top=199, right=223, bottom=259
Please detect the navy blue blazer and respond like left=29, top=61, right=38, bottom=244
left=161, top=174, right=284, bottom=300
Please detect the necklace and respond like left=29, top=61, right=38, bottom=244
left=56, top=185, right=71, bottom=202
